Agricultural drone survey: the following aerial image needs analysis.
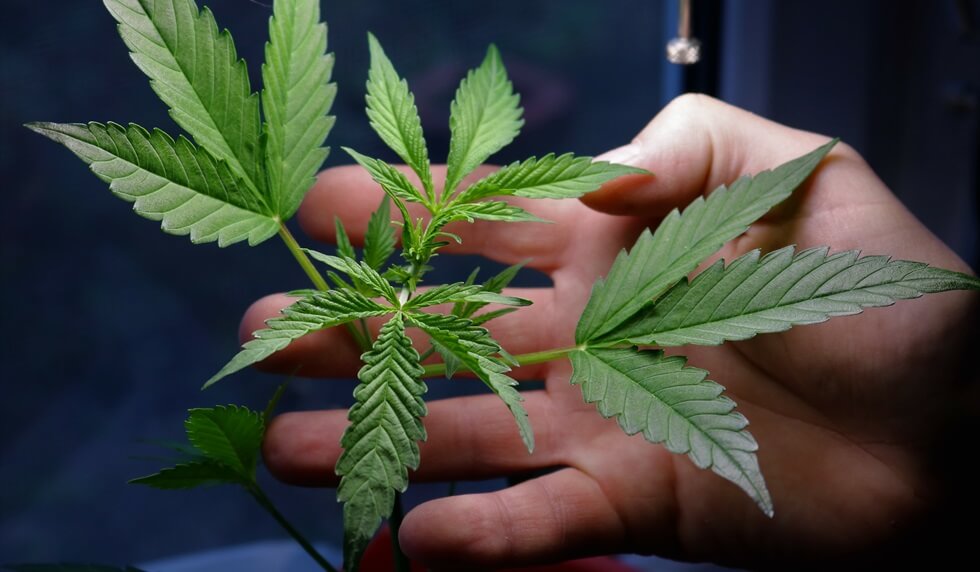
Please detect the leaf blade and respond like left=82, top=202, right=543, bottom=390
left=458, top=153, right=647, bottom=202
left=364, top=198, right=396, bottom=271
left=577, top=140, right=838, bottom=342
left=129, top=459, right=244, bottom=489
left=27, top=121, right=277, bottom=247
left=365, top=33, right=433, bottom=199
left=336, top=315, right=427, bottom=571
left=570, top=348, right=771, bottom=515
left=184, top=406, right=264, bottom=476
left=444, top=45, right=524, bottom=197
left=262, top=0, right=336, bottom=219
left=204, top=289, right=393, bottom=387
left=103, top=0, right=264, bottom=198
left=613, top=246, right=980, bottom=346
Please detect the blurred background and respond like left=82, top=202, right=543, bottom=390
left=2, top=0, right=978, bottom=568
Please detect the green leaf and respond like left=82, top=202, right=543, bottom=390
left=365, top=33, right=433, bottom=199
left=334, top=216, right=358, bottom=261
left=129, top=459, right=244, bottom=489
left=458, top=153, right=647, bottom=203
left=184, top=406, right=264, bottom=476
left=431, top=339, right=462, bottom=379
left=205, top=289, right=393, bottom=387
left=444, top=45, right=523, bottom=197
left=344, top=147, right=426, bottom=205
left=408, top=313, right=533, bottom=452
left=262, top=0, right=336, bottom=219
left=404, top=283, right=484, bottom=309
left=453, top=262, right=526, bottom=319
left=26, top=122, right=278, bottom=247
left=470, top=307, right=518, bottom=326
left=463, top=292, right=532, bottom=307
left=103, top=0, right=264, bottom=197
left=577, top=140, right=838, bottom=342
left=439, top=201, right=548, bottom=224
left=305, top=250, right=400, bottom=303
left=364, top=198, right=396, bottom=270
left=336, top=315, right=427, bottom=572
left=611, top=246, right=980, bottom=346
left=569, top=348, right=771, bottom=516
left=3, top=565, right=146, bottom=572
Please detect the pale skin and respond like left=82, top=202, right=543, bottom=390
left=245, top=94, right=979, bottom=569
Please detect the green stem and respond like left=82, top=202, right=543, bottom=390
left=278, top=223, right=372, bottom=350
left=390, top=493, right=411, bottom=572
left=278, top=223, right=330, bottom=292
left=421, top=345, right=583, bottom=378
left=248, top=484, right=339, bottom=572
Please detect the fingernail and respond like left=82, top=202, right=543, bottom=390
left=595, top=143, right=642, bottom=165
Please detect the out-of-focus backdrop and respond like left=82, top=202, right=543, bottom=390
left=2, top=0, right=978, bottom=568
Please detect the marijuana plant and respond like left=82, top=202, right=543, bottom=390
left=20, top=0, right=980, bottom=571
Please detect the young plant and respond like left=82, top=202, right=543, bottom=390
left=21, top=0, right=980, bottom=571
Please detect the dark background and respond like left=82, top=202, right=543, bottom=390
left=2, top=0, right=978, bottom=567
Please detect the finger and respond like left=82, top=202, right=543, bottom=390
left=239, top=288, right=564, bottom=379
left=398, top=468, right=630, bottom=569
left=298, top=164, right=597, bottom=270
left=582, top=93, right=847, bottom=218
left=263, top=391, right=565, bottom=486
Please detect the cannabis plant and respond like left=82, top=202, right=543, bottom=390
left=20, top=0, right=980, bottom=571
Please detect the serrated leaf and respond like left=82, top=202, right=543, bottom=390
left=454, top=262, right=526, bottom=319
left=408, top=313, right=533, bottom=452
left=431, top=339, right=462, bottom=379
left=305, top=250, right=400, bottom=304
left=3, top=565, right=146, bottom=572
left=129, top=459, right=244, bottom=489
left=336, top=315, right=427, bottom=572
left=205, top=289, right=393, bottom=387
left=569, top=348, right=771, bottom=516
left=440, top=201, right=548, bottom=224
left=335, top=216, right=358, bottom=261
left=577, top=140, right=837, bottom=342
left=463, top=292, right=532, bottom=306
left=458, top=153, right=647, bottom=202
left=611, top=246, right=980, bottom=346
left=365, top=33, right=433, bottom=199
left=26, top=122, right=277, bottom=247
left=404, top=283, right=484, bottom=309
left=184, top=406, right=264, bottom=476
left=262, top=0, right=336, bottom=219
left=103, top=0, right=264, bottom=197
left=344, top=147, right=426, bottom=205
left=470, top=307, right=518, bottom=325
left=364, top=198, right=396, bottom=270
left=444, top=45, right=523, bottom=197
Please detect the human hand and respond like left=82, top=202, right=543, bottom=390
left=249, top=94, right=978, bottom=569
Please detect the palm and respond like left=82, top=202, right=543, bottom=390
left=257, top=96, right=977, bottom=568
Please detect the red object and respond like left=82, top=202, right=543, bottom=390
left=358, top=527, right=640, bottom=572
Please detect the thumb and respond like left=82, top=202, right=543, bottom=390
left=583, top=93, right=838, bottom=217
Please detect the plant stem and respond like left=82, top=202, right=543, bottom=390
left=278, top=223, right=330, bottom=292
left=248, top=484, right=339, bottom=572
left=421, top=345, right=583, bottom=378
left=278, top=223, right=373, bottom=350
left=390, top=493, right=411, bottom=572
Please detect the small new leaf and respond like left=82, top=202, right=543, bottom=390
left=458, top=153, right=647, bottom=203
left=205, top=289, right=393, bottom=387
left=305, top=250, right=400, bottom=303
left=129, top=459, right=244, bottom=489
left=365, top=33, right=434, bottom=199
left=364, top=198, right=396, bottom=270
left=185, top=406, right=264, bottom=477
left=334, top=216, right=358, bottom=260
left=26, top=122, right=277, bottom=247
left=570, top=348, right=772, bottom=516
left=577, top=140, right=837, bottom=342
left=262, top=0, right=336, bottom=219
left=336, top=315, right=427, bottom=572
left=444, top=45, right=524, bottom=197
left=440, top=201, right=548, bottom=224
left=610, top=246, right=980, bottom=346
left=103, top=0, right=264, bottom=196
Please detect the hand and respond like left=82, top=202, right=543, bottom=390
left=249, top=94, right=978, bottom=569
